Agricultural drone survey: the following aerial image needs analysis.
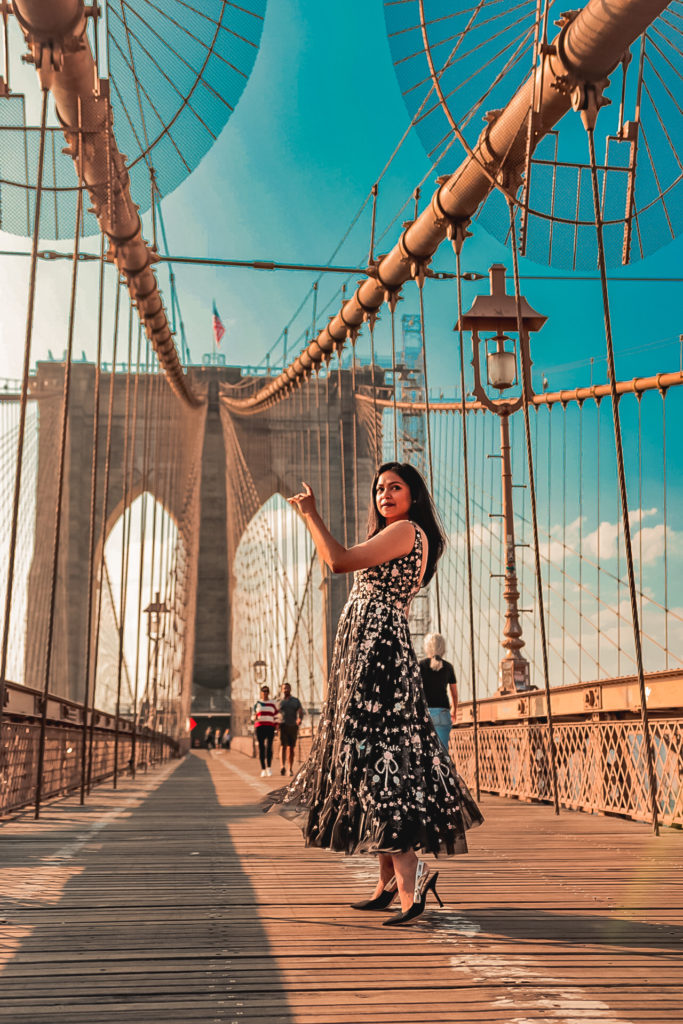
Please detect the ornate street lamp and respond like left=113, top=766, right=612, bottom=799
left=457, top=264, right=546, bottom=694
left=143, top=592, right=169, bottom=728
left=252, top=659, right=267, bottom=687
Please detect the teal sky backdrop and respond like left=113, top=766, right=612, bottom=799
left=0, top=1, right=681, bottom=695
left=1, top=0, right=682, bottom=393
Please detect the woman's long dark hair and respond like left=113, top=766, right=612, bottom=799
left=366, top=462, right=446, bottom=585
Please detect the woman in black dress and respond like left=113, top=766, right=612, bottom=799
left=265, top=462, right=482, bottom=926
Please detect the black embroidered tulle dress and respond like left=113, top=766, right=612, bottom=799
left=263, top=526, right=483, bottom=855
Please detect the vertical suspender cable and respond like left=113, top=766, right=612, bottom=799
left=562, top=402, right=567, bottom=683
left=390, top=305, right=399, bottom=460
left=35, top=101, right=84, bottom=819
left=454, top=248, right=480, bottom=800
left=112, top=305, right=135, bottom=788
left=0, top=90, right=48, bottom=747
left=368, top=183, right=378, bottom=265
left=637, top=396, right=643, bottom=650
left=596, top=401, right=601, bottom=674
left=80, top=231, right=107, bottom=803
left=350, top=337, right=360, bottom=543
left=578, top=403, right=584, bottom=678
left=88, top=277, right=122, bottom=792
left=369, top=317, right=381, bottom=464
left=585, top=125, right=659, bottom=834
left=661, top=390, right=668, bottom=668
left=508, top=199, right=560, bottom=816
left=415, top=279, right=441, bottom=632
left=368, top=184, right=380, bottom=465
left=336, top=350, right=350, bottom=599
left=130, top=340, right=153, bottom=777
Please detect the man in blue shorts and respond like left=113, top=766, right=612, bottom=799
left=278, top=682, right=305, bottom=776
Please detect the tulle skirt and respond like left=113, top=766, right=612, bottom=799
left=263, top=594, right=483, bottom=855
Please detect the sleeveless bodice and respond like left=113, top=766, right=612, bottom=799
left=349, top=525, right=423, bottom=612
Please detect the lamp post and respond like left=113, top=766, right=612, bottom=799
left=252, top=659, right=267, bottom=687
left=143, top=592, right=169, bottom=730
left=457, top=264, right=546, bottom=694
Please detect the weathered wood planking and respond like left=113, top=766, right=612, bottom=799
left=0, top=749, right=681, bottom=1023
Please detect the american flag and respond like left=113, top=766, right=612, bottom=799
left=212, top=300, right=226, bottom=347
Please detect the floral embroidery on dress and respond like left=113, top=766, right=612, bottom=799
left=263, top=524, right=483, bottom=855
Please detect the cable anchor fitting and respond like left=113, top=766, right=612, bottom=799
left=397, top=223, right=431, bottom=288
left=571, top=79, right=611, bottom=132
left=356, top=283, right=382, bottom=329
left=432, top=181, right=472, bottom=255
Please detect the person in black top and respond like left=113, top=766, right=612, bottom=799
left=419, top=633, right=457, bottom=750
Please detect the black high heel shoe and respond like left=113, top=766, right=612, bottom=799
left=350, top=875, right=398, bottom=911
left=382, top=862, right=443, bottom=927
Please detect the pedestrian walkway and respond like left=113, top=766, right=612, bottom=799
left=0, top=750, right=681, bottom=1023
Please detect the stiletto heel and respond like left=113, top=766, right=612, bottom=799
left=350, top=875, right=398, bottom=911
left=382, top=868, right=443, bottom=926
left=425, top=873, right=444, bottom=907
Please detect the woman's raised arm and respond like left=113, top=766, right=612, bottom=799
left=288, top=483, right=417, bottom=574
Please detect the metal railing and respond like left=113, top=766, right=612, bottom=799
left=1, top=681, right=178, bottom=817
left=452, top=702, right=683, bottom=827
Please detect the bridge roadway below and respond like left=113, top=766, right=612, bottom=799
left=0, top=751, right=680, bottom=1023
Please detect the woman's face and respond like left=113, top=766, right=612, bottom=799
left=375, top=470, right=412, bottom=524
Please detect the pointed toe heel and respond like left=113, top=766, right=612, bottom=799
left=382, top=870, right=443, bottom=927
left=351, top=876, right=398, bottom=911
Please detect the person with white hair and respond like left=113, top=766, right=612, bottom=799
left=419, top=633, right=458, bottom=749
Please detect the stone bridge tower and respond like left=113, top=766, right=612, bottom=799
left=24, top=362, right=379, bottom=731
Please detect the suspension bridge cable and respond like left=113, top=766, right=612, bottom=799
left=112, top=304, right=137, bottom=789
left=507, top=197, right=560, bottom=817
left=130, top=341, right=153, bottom=778
left=454, top=245, right=481, bottom=799
left=389, top=303, right=399, bottom=461
left=0, top=89, right=48, bottom=744
left=585, top=121, right=660, bottom=835
left=415, top=270, right=442, bottom=632
left=578, top=403, right=584, bottom=680
left=35, top=110, right=84, bottom=819
left=81, top=232, right=107, bottom=804
left=88, top=277, right=123, bottom=794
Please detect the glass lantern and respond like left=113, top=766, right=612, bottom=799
left=486, top=333, right=517, bottom=390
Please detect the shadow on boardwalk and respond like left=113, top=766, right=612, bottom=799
left=1, top=748, right=681, bottom=1023
left=0, top=754, right=292, bottom=1023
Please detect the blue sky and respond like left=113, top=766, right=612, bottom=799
left=0, top=1, right=681, bottom=696
left=1, top=0, right=682, bottom=392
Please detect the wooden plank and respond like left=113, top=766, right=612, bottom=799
left=0, top=749, right=681, bottom=1024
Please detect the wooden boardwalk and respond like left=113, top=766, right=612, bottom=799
left=0, top=750, right=681, bottom=1024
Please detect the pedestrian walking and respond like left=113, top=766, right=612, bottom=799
left=419, top=633, right=458, bottom=750
left=252, top=685, right=278, bottom=777
left=264, top=462, right=482, bottom=925
left=278, top=682, right=305, bottom=776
